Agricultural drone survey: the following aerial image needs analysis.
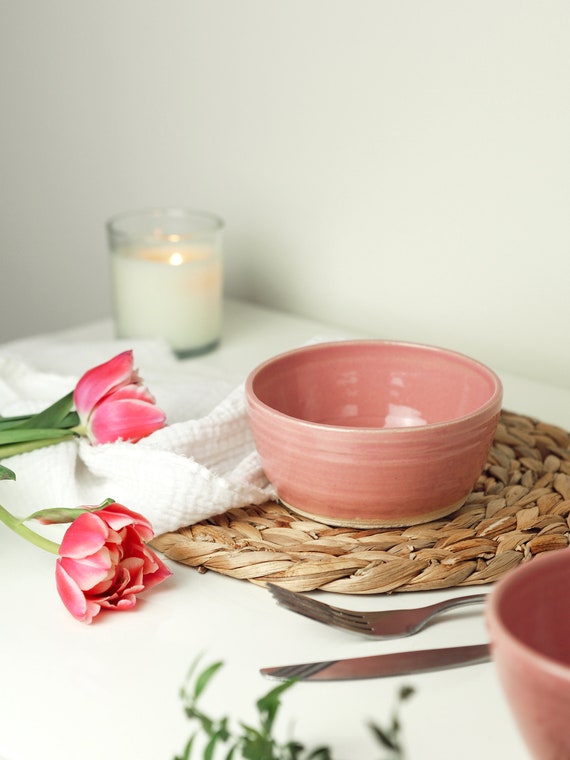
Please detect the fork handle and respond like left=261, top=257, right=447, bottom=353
left=425, top=593, right=487, bottom=616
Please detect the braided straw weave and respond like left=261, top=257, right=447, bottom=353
left=152, top=411, right=570, bottom=594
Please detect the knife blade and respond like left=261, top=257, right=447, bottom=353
left=260, top=643, right=491, bottom=681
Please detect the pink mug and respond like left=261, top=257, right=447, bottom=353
left=486, top=549, right=570, bottom=759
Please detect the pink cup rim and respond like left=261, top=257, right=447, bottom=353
left=246, top=339, right=503, bottom=434
left=486, top=550, right=570, bottom=682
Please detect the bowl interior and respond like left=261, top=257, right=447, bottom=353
left=493, top=552, right=570, bottom=667
left=250, top=341, right=500, bottom=429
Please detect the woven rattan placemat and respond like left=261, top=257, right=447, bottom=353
left=152, top=410, right=570, bottom=594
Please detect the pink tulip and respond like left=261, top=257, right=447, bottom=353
left=73, top=350, right=166, bottom=444
left=55, top=503, right=172, bottom=624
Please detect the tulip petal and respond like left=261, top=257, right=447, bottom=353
left=89, top=398, right=166, bottom=443
left=124, top=522, right=154, bottom=547
left=59, top=512, right=109, bottom=558
left=140, top=547, right=173, bottom=588
left=55, top=562, right=101, bottom=623
left=119, top=556, right=145, bottom=594
left=100, top=593, right=137, bottom=611
left=58, top=548, right=114, bottom=590
left=109, top=383, right=156, bottom=405
left=73, top=350, right=135, bottom=418
left=93, top=502, right=154, bottom=538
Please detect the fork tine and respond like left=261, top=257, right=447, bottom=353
left=268, top=586, right=344, bottom=626
left=267, top=583, right=344, bottom=620
left=267, top=584, right=374, bottom=633
left=267, top=583, right=365, bottom=621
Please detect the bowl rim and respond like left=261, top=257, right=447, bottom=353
left=245, top=339, right=503, bottom=435
left=486, top=550, right=570, bottom=682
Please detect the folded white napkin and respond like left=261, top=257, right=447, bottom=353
left=0, top=338, right=276, bottom=536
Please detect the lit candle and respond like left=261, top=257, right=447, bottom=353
left=107, top=209, right=223, bottom=356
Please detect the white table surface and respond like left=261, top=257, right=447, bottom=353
left=1, top=299, right=569, bottom=760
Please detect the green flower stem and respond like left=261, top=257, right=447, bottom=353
left=0, top=504, right=60, bottom=555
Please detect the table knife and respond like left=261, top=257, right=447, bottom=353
left=260, top=643, right=491, bottom=681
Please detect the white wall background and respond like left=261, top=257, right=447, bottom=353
left=0, top=1, right=569, bottom=387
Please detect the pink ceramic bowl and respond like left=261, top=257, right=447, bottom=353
left=245, top=340, right=502, bottom=527
left=486, top=550, right=570, bottom=759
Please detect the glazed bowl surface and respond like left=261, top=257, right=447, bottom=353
left=486, top=549, right=570, bottom=760
left=245, top=340, right=502, bottom=527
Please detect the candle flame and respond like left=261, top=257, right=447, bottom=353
left=169, top=252, right=184, bottom=266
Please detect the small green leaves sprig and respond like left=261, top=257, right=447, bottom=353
left=369, top=685, right=416, bottom=759
left=175, top=660, right=415, bottom=760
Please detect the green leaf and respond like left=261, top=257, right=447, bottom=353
left=240, top=734, right=275, bottom=760
left=25, top=499, right=116, bottom=524
left=223, top=745, right=238, bottom=760
left=218, top=717, right=231, bottom=741
left=193, top=661, right=224, bottom=701
left=0, top=434, right=76, bottom=460
left=0, top=411, right=81, bottom=431
left=0, top=427, right=75, bottom=444
left=256, top=679, right=296, bottom=735
left=306, top=747, right=334, bottom=760
left=55, top=411, right=80, bottom=429
left=204, top=732, right=220, bottom=760
left=0, top=464, right=16, bottom=481
left=398, top=685, right=415, bottom=702
left=173, top=732, right=196, bottom=760
left=0, top=415, right=33, bottom=430
left=367, top=722, right=398, bottom=751
left=15, top=391, right=74, bottom=430
left=25, top=507, right=90, bottom=524
left=184, top=706, right=214, bottom=735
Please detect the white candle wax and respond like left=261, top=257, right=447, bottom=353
left=110, top=242, right=222, bottom=355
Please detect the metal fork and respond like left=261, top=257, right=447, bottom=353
left=267, top=583, right=487, bottom=638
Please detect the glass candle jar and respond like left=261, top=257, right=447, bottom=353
left=107, top=208, right=223, bottom=357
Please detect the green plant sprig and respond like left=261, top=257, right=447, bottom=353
left=369, top=685, right=416, bottom=759
left=175, top=660, right=415, bottom=760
